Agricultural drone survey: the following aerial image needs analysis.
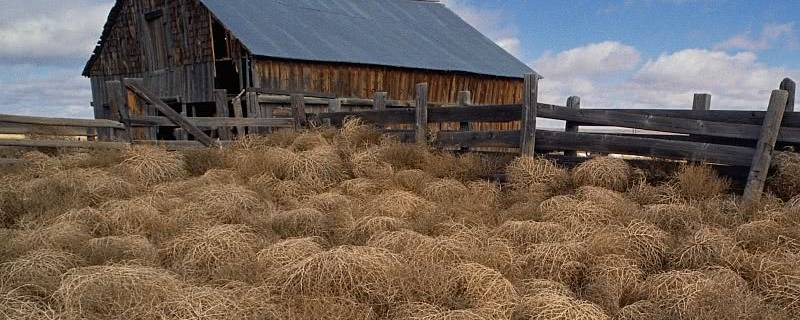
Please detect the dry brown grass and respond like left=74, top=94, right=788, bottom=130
left=57, top=265, right=183, bottom=319
left=349, top=215, right=407, bottom=245
left=271, top=246, right=402, bottom=304
left=363, top=191, right=433, bottom=219
left=117, top=146, right=188, bottom=186
left=0, top=249, right=83, bottom=297
left=449, top=263, right=518, bottom=317
left=180, top=148, right=227, bottom=176
left=670, top=227, right=734, bottom=269
left=514, top=292, right=610, bottom=320
left=587, top=222, right=670, bottom=272
left=769, top=152, right=800, bottom=200
left=519, top=242, right=588, bottom=288
left=506, top=156, right=569, bottom=192
left=493, top=221, right=567, bottom=248
left=672, top=165, right=730, bottom=200
left=0, top=288, right=59, bottom=320
left=572, top=157, right=632, bottom=192
left=82, top=235, right=158, bottom=266
left=256, top=237, right=325, bottom=273
left=161, top=224, right=260, bottom=281
left=9, top=128, right=800, bottom=320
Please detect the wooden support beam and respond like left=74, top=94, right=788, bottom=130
left=693, top=93, right=712, bottom=111
left=520, top=73, right=541, bottom=156
left=780, top=78, right=796, bottom=112
left=291, top=94, right=307, bottom=131
left=125, top=80, right=217, bottom=147
left=373, top=92, right=387, bottom=111
left=0, top=139, right=129, bottom=149
left=743, top=90, right=790, bottom=206
left=214, top=89, right=231, bottom=140
left=564, top=96, right=581, bottom=157
left=128, top=116, right=294, bottom=128
left=0, top=113, right=124, bottom=129
left=0, top=123, right=99, bottom=136
left=536, top=103, right=800, bottom=144
left=415, top=83, right=429, bottom=146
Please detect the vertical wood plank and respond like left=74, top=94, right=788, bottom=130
left=106, top=80, right=131, bottom=142
left=457, top=91, right=472, bottom=152
left=328, top=98, right=342, bottom=113
left=415, top=83, right=429, bottom=146
left=520, top=73, right=541, bottom=156
left=693, top=93, right=712, bottom=111
left=291, top=94, right=307, bottom=131
left=743, top=90, right=790, bottom=207
left=373, top=92, right=387, bottom=111
left=232, top=95, right=246, bottom=136
left=780, top=78, right=796, bottom=112
left=177, top=103, right=188, bottom=140
left=214, top=89, right=231, bottom=140
left=564, top=96, right=581, bottom=157
left=246, top=92, right=260, bottom=133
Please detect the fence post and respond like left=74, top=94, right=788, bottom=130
left=742, top=90, right=790, bottom=207
left=291, top=94, right=307, bottom=131
left=106, top=80, right=131, bottom=142
left=780, top=78, right=796, bottom=112
left=693, top=93, right=712, bottom=111
left=520, top=73, right=541, bottom=156
left=231, top=94, right=246, bottom=137
left=458, top=91, right=472, bottom=152
left=564, top=96, right=581, bottom=157
left=373, top=92, right=387, bottom=111
left=415, top=83, right=429, bottom=146
left=214, top=89, right=231, bottom=140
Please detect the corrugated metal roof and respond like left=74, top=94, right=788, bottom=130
left=198, top=0, right=533, bottom=78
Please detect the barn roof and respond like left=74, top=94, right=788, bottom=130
left=84, top=0, right=534, bottom=78
left=199, top=0, right=533, bottom=78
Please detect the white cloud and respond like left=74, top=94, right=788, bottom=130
left=440, top=0, right=523, bottom=58
left=534, top=45, right=797, bottom=112
left=534, top=41, right=641, bottom=79
left=714, top=23, right=797, bottom=52
left=0, top=66, right=95, bottom=118
left=0, top=0, right=113, bottom=65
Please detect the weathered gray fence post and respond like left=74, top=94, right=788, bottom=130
left=520, top=73, right=541, bottom=156
left=743, top=89, right=790, bottom=207
left=105, top=80, right=131, bottom=142
left=693, top=93, right=712, bottom=111
left=373, top=92, right=387, bottom=111
left=291, top=94, right=307, bottom=131
left=214, top=89, right=231, bottom=140
left=328, top=98, right=342, bottom=113
left=231, top=94, right=246, bottom=136
left=564, top=96, right=581, bottom=157
left=458, top=91, right=472, bottom=152
left=780, top=78, right=796, bottom=112
left=245, top=92, right=261, bottom=134
left=415, top=83, right=429, bottom=146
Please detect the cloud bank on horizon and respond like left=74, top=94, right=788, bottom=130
left=0, top=0, right=797, bottom=119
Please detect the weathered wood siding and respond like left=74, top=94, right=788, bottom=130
left=87, top=0, right=215, bottom=108
left=252, top=59, right=524, bottom=130
left=252, top=59, right=523, bottom=105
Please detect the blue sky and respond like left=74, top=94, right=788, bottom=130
left=0, top=0, right=798, bottom=117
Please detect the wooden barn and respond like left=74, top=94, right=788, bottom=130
left=84, top=0, right=533, bottom=131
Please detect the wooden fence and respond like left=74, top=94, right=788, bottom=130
left=1, top=75, right=796, bottom=205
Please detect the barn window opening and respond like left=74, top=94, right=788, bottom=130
left=211, top=19, right=241, bottom=93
